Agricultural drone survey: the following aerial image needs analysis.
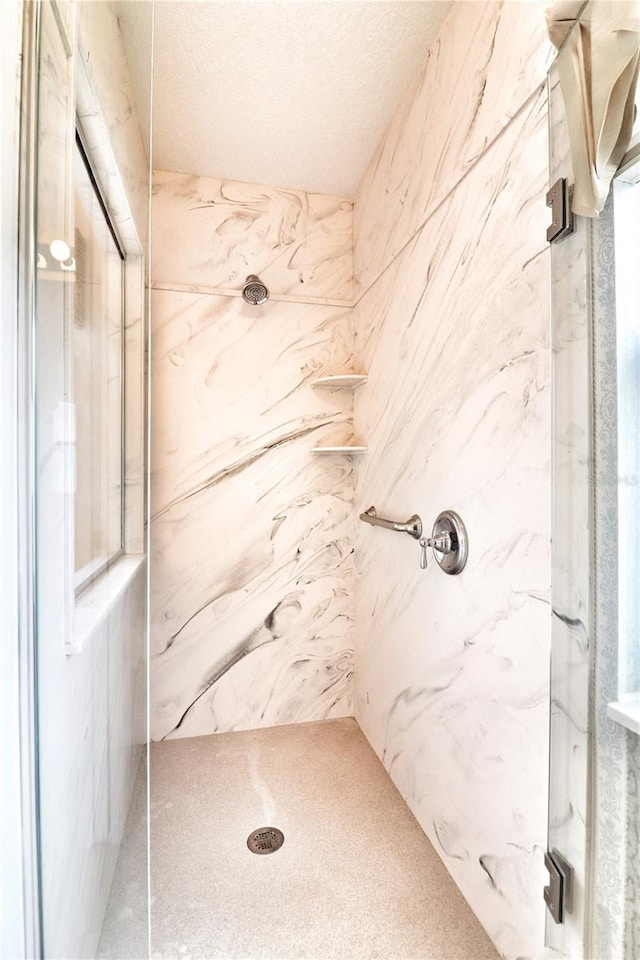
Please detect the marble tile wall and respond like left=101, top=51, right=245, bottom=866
left=352, top=4, right=553, bottom=959
left=353, top=0, right=552, bottom=298
left=152, top=170, right=353, bottom=303
left=150, top=173, right=356, bottom=740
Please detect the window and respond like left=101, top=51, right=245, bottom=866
left=73, top=134, right=125, bottom=592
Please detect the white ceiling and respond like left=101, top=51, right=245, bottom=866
left=115, top=1, right=450, bottom=198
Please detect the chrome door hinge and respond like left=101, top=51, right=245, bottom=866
left=546, top=178, right=576, bottom=243
left=544, top=848, right=573, bottom=924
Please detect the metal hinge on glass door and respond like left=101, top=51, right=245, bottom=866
left=544, top=848, right=573, bottom=924
left=546, top=178, right=576, bottom=242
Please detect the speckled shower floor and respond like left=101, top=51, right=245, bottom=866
left=99, top=718, right=498, bottom=960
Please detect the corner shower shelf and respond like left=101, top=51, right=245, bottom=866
left=312, top=444, right=368, bottom=456
left=311, top=373, right=368, bottom=456
left=311, top=374, right=368, bottom=390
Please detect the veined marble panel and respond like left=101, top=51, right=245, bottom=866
left=151, top=290, right=355, bottom=740
left=152, top=170, right=353, bottom=303
left=353, top=90, right=551, bottom=960
left=353, top=0, right=553, bottom=297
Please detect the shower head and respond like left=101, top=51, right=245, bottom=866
left=242, top=274, right=269, bottom=306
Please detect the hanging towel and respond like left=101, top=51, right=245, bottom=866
left=546, top=0, right=640, bottom=216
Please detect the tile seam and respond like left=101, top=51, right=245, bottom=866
left=352, top=80, right=547, bottom=309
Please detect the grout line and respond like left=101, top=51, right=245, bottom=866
left=150, top=87, right=548, bottom=326
left=351, top=81, right=548, bottom=309
left=150, top=282, right=354, bottom=309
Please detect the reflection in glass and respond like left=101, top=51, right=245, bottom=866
left=73, top=141, right=124, bottom=590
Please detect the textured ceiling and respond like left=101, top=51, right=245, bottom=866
left=114, top=1, right=450, bottom=198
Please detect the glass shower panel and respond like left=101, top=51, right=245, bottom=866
left=547, top=6, right=640, bottom=957
left=32, top=2, right=153, bottom=957
left=547, top=43, right=592, bottom=960
left=73, top=142, right=125, bottom=588
left=34, top=8, right=82, bottom=950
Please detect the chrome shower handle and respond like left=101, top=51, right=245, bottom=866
left=359, top=506, right=423, bottom=540
left=421, top=532, right=452, bottom=553
left=418, top=532, right=452, bottom=569
left=360, top=506, right=468, bottom=575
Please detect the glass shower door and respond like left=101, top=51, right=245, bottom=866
left=547, top=6, right=640, bottom=957
left=547, top=48, right=592, bottom=957
left=28, top=2, right=153, bottom=956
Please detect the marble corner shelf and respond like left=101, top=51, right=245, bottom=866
left=311, top=374, right=368, bottom=390
left=311, top=375, right=368, bottom=455
left=312, top=444, right=368, bottom=455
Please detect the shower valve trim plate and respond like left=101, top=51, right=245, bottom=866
left=359, top=506, right=468, bottom=575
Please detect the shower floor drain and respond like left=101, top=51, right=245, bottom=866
left=247, top=827, right=285, bottom=855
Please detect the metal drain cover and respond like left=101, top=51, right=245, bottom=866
left=247, top=827, right=285, bottom=855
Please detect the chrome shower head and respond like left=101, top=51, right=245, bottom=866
left=242, top=274, right=269, bottom=306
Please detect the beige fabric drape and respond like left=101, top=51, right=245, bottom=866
left=546, top=1, right=640, bottom=217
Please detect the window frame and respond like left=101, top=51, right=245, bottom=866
left=66, top=32, right=148, bottom=657
left=73, top=128, right=127, bottom=597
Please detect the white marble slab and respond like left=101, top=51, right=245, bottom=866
left=353, top=0, right=553, bottom=298
left=150, top=289, right=355, bottom=740
left=152, top=170, right=353, bottom=303
left=352, top=90, right=551, bottom=960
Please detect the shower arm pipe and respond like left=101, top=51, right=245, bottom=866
left=359, top=505, right=423, bottom=540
